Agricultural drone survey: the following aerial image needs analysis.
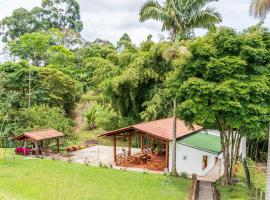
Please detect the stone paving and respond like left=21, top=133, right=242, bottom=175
left=197, top=181, right=213, bottom=200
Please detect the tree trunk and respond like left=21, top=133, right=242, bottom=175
left=241, top=136, right=247, bottom=159
left=221, top=129, right=242, bottom=186
left=28, top=67, right=31, bottom=107
left=266, top=124, right=270, bottom=200
left=171, top=98, right=178, bottom=176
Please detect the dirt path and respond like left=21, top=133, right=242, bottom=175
left=73, top=102, right=89, bottom=133
left=197, top=181, right=214, bottom=200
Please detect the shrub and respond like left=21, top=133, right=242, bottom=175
left=180, top=172, right=188, bottom=178
left=84, top=106, right=97, bottom=130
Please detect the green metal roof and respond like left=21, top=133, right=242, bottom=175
left=177, top=131, right=222, bottom=154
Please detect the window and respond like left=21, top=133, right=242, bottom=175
left=202, top=155, right=208, bottom=170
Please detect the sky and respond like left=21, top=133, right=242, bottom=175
left=0, top=0, right=269, bottom=46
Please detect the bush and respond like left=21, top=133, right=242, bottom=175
left=84, top=106, right=97, bottom=130
left=12, top=105, right=75, bottom=138
left=180, top=172, right=188, bottom=178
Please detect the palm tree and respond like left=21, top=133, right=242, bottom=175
left=250, top=0, right=270, bottom=19
left=139, top=0, right=222, bottom=40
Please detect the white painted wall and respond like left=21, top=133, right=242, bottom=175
left=168, top=142, right=222, bottom=176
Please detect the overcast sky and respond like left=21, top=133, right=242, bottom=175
left=0, top=0, right=270, bottom=46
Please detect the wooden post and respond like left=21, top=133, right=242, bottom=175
left=128, top=133, right=131, bottom=156
left=140, top=134, right=144, bottom=152
left=35, top=141, right=39, bottom=157
left=57, top=138, right=60, bottom=153
left=165, top=141, right=169, bottom=169
left=113, top=135, right=117, bottom=163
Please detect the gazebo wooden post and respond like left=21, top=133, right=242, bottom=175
left=140, top=134, right=144, bottom=152
left=165, top=140, right=169, bottom=169
left=56, top=138, right=60, bottom=153
left=113, top=135, right=117, bottom=163
left=128, top=132, right=131, bottom=156
left=35, top=141, right=39, bottom=157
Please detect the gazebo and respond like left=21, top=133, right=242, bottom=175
left=15, top=129, right=64, bottom=157
left=99, top=118, right=202, bottom=171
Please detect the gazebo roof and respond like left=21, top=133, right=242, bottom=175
left=15, top=129, right=64, bottom=141
left=99, top=118, right=203, bottom=141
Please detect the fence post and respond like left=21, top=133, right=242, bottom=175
left=243, top=158, right=251, bottom=189
left=260, top=190, right=263, bottom=200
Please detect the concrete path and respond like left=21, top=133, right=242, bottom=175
left=197, top=181, right=213, bottom=200
left=197, top=160, right=224, bottom=182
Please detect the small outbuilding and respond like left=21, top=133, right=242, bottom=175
left=15, top=129, right=64, bottom=157
left=99, top=117, right=223, bottom=177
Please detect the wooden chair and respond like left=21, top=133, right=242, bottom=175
left=142, top=145, right=153, bottom=159
left=146, top=158, right=166, bottom=171
left=116, top=149, right=135, bottom=167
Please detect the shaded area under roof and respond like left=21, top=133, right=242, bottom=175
left=15, top=129, right=64, bottom=141
left=177, top=131, right=222, bottom=154
left=99, top=118, right=203, bottom=141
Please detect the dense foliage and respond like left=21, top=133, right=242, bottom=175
left=1, top=0, right=83, bottom=42
left=164, top=26, right=270, bottom=184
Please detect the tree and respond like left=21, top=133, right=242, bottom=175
left=250, top=3, right=270, bottom=197
left=250, top=0, right=270, bottom=20
left=116, top=33, right=136, bottom=51
left=1, top=0, right=83, bottom=42
left=1, top=8, right=44, bottom=42
left=12, top=105, right=74, bottom=138
left=171, top=98, right=178, bottom=176
left=0, top=62, right=82, bottom=115
left=166, top=27, right=270, bottom=185
left=139, top=0, right=222, bottom=40
left=41, top=0, right=83, bottom=32
left=47, top=45, right=75, bottom=67
left=7, top=32, right=52, bottom=66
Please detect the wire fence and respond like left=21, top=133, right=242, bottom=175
left=243, top=158, right=265, bottom=200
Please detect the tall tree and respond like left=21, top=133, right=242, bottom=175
left=250, top=2, right=270, bottom=198
left=1, top=8, right=43, bottom=42
left=1, top=0, right=83, bottom=42
left=41, top=0, right=83, bottom=32
left=250, top=0, right=270, bottom=19
left=7, top=32, right=52, bottom=66
left=171, top=98, right=178, bottom=176
left=139, top=0, right=222, bottom=40
left=166, top=27, right=270, bottom=185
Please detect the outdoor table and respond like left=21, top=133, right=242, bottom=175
left=132, top=153, right=148, bottom=164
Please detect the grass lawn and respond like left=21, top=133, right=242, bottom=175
left=0, top=159, right=191, bottom=200
left=216, top=165, right=251, bottom=200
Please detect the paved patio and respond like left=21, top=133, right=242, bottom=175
left=58, top=145, right=140, bottom=166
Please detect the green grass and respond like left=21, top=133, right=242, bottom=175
left=0, top=159, right=191, bottom=200
left=248, top=160, right=266, bottom=192
left=216, top=165, right=251, bottom=200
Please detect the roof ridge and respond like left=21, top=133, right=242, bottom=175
left=133, top=117, right=173, bottom=127
left=24, top=128, right=56, bottom=134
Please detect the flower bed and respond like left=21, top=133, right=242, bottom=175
left=15, top=147, right=32, bottom=155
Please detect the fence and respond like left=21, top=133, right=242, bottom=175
left=190, top=174, right=198, bottom=200
left=243, top=158, right=266, bottom=200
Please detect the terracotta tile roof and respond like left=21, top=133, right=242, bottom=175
left=99, top=118, right=203, bottom=141
left=15, top=129, right=64, bottom=141
left=133, top=118, right=203, bottom=140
